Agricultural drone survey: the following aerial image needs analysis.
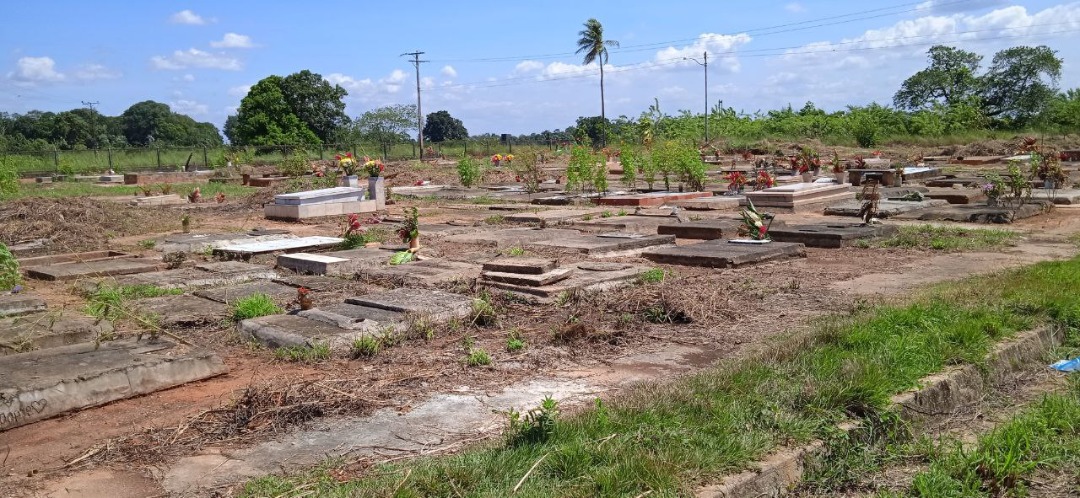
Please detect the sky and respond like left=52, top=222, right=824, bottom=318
left=2, top=0, right=1080, bottom=136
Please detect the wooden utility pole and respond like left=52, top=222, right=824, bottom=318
left=82, top=100, right=100, bottom=148
left=401, top=51, right=428, bottom=159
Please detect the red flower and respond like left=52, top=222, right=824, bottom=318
left=379, top=164, right=385, bottom=171
left=415, top=180, right=423, bottom=186
left=345, top=152, right=353, bottom=158
left=297, top=287, right=310, bottom=295
left=759, top=225, right=767, bottom=237
left=335, top=155, right=341, bottom=161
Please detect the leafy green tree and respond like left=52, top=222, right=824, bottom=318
left=576, top=18, right=619, bottom=146
left=573, top=116, right=611, bottom=146
left=894, top=46, right=983, bottom=111
left=980, top=45, right=1062, bottom=125
left=422, top=110, right=468, bottom=142
left=223, top=115, right=239, bottom=145
left=279, top=70, right=350, bottom=142
left=347, top=104, right=416, bottom=157
left=1039, top=88, right=1080, bottom=133
left=119, top=101, right=222, bottom=147
left=233, top=76, right=320, bottom=146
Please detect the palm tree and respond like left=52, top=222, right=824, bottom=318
left=576, top=18, right=619, bottom=146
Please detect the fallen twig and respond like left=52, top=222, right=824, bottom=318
left=512, top=453, right=549, bottom=494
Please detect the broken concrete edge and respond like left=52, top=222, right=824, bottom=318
left=0, top=351, right=228, bottom=431
left=695, top=325, right=1063, bottom=498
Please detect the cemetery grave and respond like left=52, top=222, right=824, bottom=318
left=742, top=183, right=855, bottom=212
left=641, top=239, right=807, bottom=268
left=766, top=223, right=899, bottom=248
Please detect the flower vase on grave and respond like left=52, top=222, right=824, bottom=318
left=368, top=176, right=386, bottom=210
left=987, top=197, right=1000, bottom=207
left=834, top=172, right=846, bottom=184
left=893, top=175, right=903, bottom=187
left=1044, top=179, right=1056, bottom=190
left=801, top=172, right=812, bottom=183
left=344, top=175, right=360, bottom=188
left=409, top=235, right=420, bottom=252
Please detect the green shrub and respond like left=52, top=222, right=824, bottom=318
left=0, top=157, right=18, bottom=197
left=637, top=267, right=667, bottom=284
left=0, top=243, right=20, bottom=291
left=350, top=336, right=381, bottom=359
left=232, top=293, right=283, bottom=321
left=466, top=348, right=492, bottom=366
left=457, top=156, right=483, bottom=187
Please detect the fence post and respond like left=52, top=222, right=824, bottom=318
left=463, top=141, right=467, bottom=157
left=156, top=149, right=162, bottom=170
left=203, top=147, right=209, bottom=169
left=53, top=147, right=59, bottom=170
left=107, top=148, right=113, bottom=170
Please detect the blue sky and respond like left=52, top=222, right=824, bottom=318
left=3, top=0, right=1079, bottom=135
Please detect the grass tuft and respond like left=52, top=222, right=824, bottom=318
left=231, top=293, right=283, bottom=321
left=877, top=224, right=1019, bottom=251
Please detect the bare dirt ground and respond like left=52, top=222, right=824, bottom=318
left=2, top=153, right=1079, bottom=497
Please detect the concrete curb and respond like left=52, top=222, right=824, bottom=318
left=696, top=326, right=1064, bottom=498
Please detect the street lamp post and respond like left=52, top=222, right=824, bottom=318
left=683, top=52, right=708, bottom=146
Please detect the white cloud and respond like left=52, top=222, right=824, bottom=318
left=170, top=99, right=209, bottom=116
left=210, top=33, right=255, bottom=49
left=8, top=56, right=64, bottom=84
left=182, top=73, right=195, bottom=82
left=441, top=65, right=457, bottom=78
left=169, top=10, right=207, bottom=25
left=151, top=48, right=241, bottom=70
left=421, top=76, right=435, bottom=89
left=228, top=84, right=251, bottom=97
left=785, top=2, right=805, bottom=13
left=515, top=60, right=545, bottom=73
left=917, top=0, right=1007, bottom=15
left=781, top=4, right=1080, bottom=70
left=655, top=33, right=753, bottom=73
left=74, top=63, right=120, bottom=80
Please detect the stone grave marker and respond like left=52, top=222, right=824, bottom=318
left=642, top=240, right=806, bottom=268
left=0, top=339, right=227, bottom=431
left=0, top=294, right=47, bottom=318
left=444, top=227, right=580, bottom=248
left=240, top=314, right=374, bottom=350
left=264, top=187, right=376, bottom=221
left=594, top=191, right=714, bottom=207
left=481, top=258, right=556, bottom=275
left=101, top=261, right=277, bottom=291
left=0, top=313, right=112, bottom=355
left=25, top=258, right=159, bottom=281
left=670, top=196, right=743, bottom=210
left=130, top=195, right=187, bottom=207
left=894, top=201, right=1049, bottom=224
left=657, top=218, right=741, bottom=240
left=358, top=260, right=481, bottom=288
left=346, top=288, right=474, bottom=321
left=18, top=250, right=132, bottom=268
left=504, top=209, right=607, bottom=223
left=824, top=199, right=949, bottom=218
left=526, top=233, right=675, bottom=255
left=742, top=183, right=854, bottom=211
left=194, top=280, right=297, bottom=304
left=767, top=224, right=899, bottom=248
left=924, top=187, right=987, bottom=205
left=133, top=295, right=230, bottom=328
left=158, top=230, right=292, bottom=254
left=480, top=262, right=648, bottom=302
left=214, top=236, right=344, bottom=259
left=277, top=247, right=389, bottom=276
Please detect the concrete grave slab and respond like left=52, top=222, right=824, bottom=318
left=824, top=199, right=949, bottom=218
left=264, top=200, right=378, bottom=221
left=0, top=294, right=47, bottom=318
left=277, top=247, right=389, bottom=276
left=239, top=314, right=373, bottom=350
left=481, top=258, right=556, bottom=275
left=657, top=218, right=739, bottom=240
left=902, top=166, right=941, bottom=180
left=671, top=196, right=743, bottom=210
left=926, top=178, right=982, bottom=188
left=480, top=262, right=648, bottom=302
left=595, top=191, right=713, bottom=207
left=19, top=250, right=132, bottom=268
left=358, top=260, right=481, bottom=288
left=953, top=156, right=1003, bottom=165
left=130, top=195, right=187, bottom=207
left=571, top=216, right=670, bottom=235
left=194, top=281, right=297, bottom=305
left=924, top=188, right=987, bottom=205
left=526, top=233, right=675, bottom=255
left=301, top=303, right=405, bottom=330
left=642, top=240, right=806, bottom=268
left=133, top=295, right=230, bottom=327
left=879, top=187, right=930, bottom=199
left=272, top=275, right=358, bottom=292
left=504, top=209, right=607, bottom=223
left=0, top=314, right=112, bottom=355
left=0, top=339, right=227, bottom=431
left=767, top=224, right=899, bottom=248
left=742, top=183, right=854, bottom=209
left=443, top=227, right=580, bottom=249
left=158, top=230, right=292, bottom=254
left=6, top=239, right=51, bottom=256
left=104, top=262, right=277, bottom=291
left=214, top=236, right=344, bottom=259
left=482, top=268, right=574, bottom=287
left=25, top=258, right=159, bottom=281
left=894, top=202, right=1049, bottom=224
left=273, top=187, right=365, bottom=206
left=1031, top=188, right=1080, bottom=205
left=346, top=288, right=474, bottom=321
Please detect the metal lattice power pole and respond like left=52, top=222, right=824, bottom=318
left=82, top=100, right=100, bottom=148
left=402, top=51, right=428, bottom=159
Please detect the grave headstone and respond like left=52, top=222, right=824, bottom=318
left=480, top=262, right=648, bottom=302
left=642, top=240, right=806, bottom=268
left=213, top=236, right=344, bottom=259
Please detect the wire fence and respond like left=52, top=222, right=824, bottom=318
left=2, top=139, right=563, bottom=177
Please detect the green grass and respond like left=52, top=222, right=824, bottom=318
left=877, top=224, right=1020, bottom=251
left=506, top=246, right=526, bottom=257
left=904, top=378, right=1080, bottom=497
left=0, top=180, right=257, bottom=201
left=85, top=284, right=183, bottom=320
left=465, top=348, right=492, bottom=367
left=350, top=336, right=381, bottom=359
left=484, top=215, right=505, bottom=225
left=637, top=267, right=667, bottom=284
left=273, top=343, right=332, bottom=363
left=231, top=293, right=283, bottom=321
left=240, top=257, right=1080, bottom=497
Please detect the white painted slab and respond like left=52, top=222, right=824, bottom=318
left=902, top=166, right=935, bottom=175
left=280, top=253, right=349, bottom=263
left=274, top=187, right=365, bottom=206
left=217, top=236, right=343, bottom=255
left=761, top=183, right=847, bottom=193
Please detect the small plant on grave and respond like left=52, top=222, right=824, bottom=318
left=506, top=328, right=526, bottom=352
left=484, top=215, right=505, bottom=225
left=581, top=214, right=593, bottom=221
left=180, top=214, right=191, bottom=233
left=982, top=174, right=1008, bottom=204
left=637, top=267, right=666, bottom=284
left=339, top=213, right=368, bottom=249
left=273, top=342, right=331, bottom=363
left=506, top=246, right=526, bottom=257
left=511, top=151, right=542, bottom=193
left=397, top=207, right=420, bottom=245
left=159, top=183, right=173, bottom=195
left=350, top=335, right=381, bottom=359
left=231, top=293, right=283, bottom=321
left=162, top=251, right=187, bottom=269
left=1003, top=161, right=1032, bottom=207
left=725, top=171, right=748, bottom=194
left=830, top=150, right=846, bottom=173
left=465, top=347, right=492, bottom=367
left=506, top=395, right=559, bottom=446
left=617, top=209, right=628, bottom=216
left=278, top=147, right=312, bottom=177
left=140, top=185, right=154, bottom=196
left=138, top=239, right=156, bottom=250
left=0, top=242, right=21, bottom=291
left=408, top=315, right=436, bottom=341
left=457, top=156, right=483, bottom=188
left=600, top=211, right=613, bottom=218
left=471, top=296, right=497, bottom=327
left=737, top=199, right=775, bottom=240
